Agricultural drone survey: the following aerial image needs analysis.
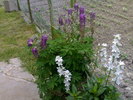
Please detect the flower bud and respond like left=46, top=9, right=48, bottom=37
left=80, top=14, right=86, bottom=27
left=40, top=34, right=48, bottom=48
left=74, top=4, right=79, bottom=12
left=90, top=12, right=96, bottom=20
left=67, top=9, right=73, bottom=15
left=27, top=39, right=33, bottom=47
left=59, top=16, right=64, bottom=26
left=32, top=47, right=38, bottom=57
left=79, top=7, right=85, bottom=14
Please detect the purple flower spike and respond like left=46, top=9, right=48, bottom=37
left=79, top=7, right=85, bottom=14
left=74, top=4, right=79, bottom=11
left=35, top=8, right=40, bottom=12
left=65, top=18, right=71, bottom=25
left=80, top=14, right=86, bottom=27
left=59, top=17, right=64, bottom=26
left=67, top=9, right=73, bottom=15
left=40, top=34, right=48, bottom=48
left=90, top=12, right=96, bottom=20
left=27, top=39, right=33, bottom=47
left=32, top=47, right=38, bottom=57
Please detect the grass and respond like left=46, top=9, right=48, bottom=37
left=0, top=7, right=37, bottom=74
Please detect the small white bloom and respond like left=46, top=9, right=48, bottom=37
left=119, top=61, right=125, bottom=66
left=114, top=34, right=121, bottom=40
left=57, top=67, right=64, bottom=76
left=55, top=56, right=63, bottom=63
left=112, top=39, right=122, bottom=46
left=56, top=62, right=63, bottom=66
left=102, top=43, right=108, bottom=47
left=115, top=70, right=123, bottom=75
left=98, top=43, right=100, bottom=46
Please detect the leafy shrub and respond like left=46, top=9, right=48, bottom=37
left=27, top=2, right=121, bottom=100
left=35, top=36, right=94, bottom=100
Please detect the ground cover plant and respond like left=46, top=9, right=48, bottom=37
left=27, top=1, right=122, bottom=100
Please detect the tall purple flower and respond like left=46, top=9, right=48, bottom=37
left=79, top=7, right=85, bottom=14
left=67, top=9, right=73, bottom=15
left=27, top=39, right=33, bottom=47
left=59, top=16, right=64, bottom=26
left=32, top=47, right=38, bottom=57
left=80, top=14, right=86, bottom=27
left=40, top=34, right=48, bottom=48
left=74, top=4, right=79, bottom=12
left=35, top=8, right=40, bottom=12
left=90, top=12, right=96, bottom=20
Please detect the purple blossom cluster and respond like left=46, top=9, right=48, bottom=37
left=40, top=34, right=48, bottom=49
left=90, top=12, right=96, bottom=20
left=79, top=9, right=86, bottom=27
left=27, top=34, right=48, bottom=57
left=58, top=3, right=95, bottom=31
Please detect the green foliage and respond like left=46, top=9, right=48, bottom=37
left=67, top=76, right=120, bottom=100
left=35, top=36, right=94, bottom=100
left=66, top=85, right=82, bottom=100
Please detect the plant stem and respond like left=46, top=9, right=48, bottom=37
left=90, top=20, right=95, bottom=37
left=105, top=69, right=112, bottom=85
left=47, top=0, right=55, bottom=39
left=70, top=0, right=76, bottom=8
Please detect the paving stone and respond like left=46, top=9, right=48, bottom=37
left=0, top=58, right=40, bottom=100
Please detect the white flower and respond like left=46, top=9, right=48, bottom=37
left=55, top=56, right=72, bottom=91
left=57, top=67, right=64, bottom=76
left=114, top=34, right=121, bottom=40
left=55, top=56, right=63, bottom=63
left=98, top=43, right=101, bottom=46
left=55, top=56, right=63, bottom=66
left=115, top=70, right=123, bottom=75
left=113, top=75, right=123, bottom=85
left=111, top=45, right=120, bottom=53
left=56, top=62, right=63, bottom=66
left=112, top=38, right=122, bottom=46
left=119, top=61, right=125, bottom=66
left=100, top=34, right=125, bottom=85
left=102, top=43, right=108, bottom=47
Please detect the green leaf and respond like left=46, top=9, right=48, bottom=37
left=72, top=84, right=78, bottom=94
left=66, top=96, right=74, bottom=100
left=97, top=87, right=106, bottom=96
left=90, top=84, right=98, bottom=94
left=94, top=97, right=99, bottom=100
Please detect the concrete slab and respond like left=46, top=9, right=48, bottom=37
left=0, top=58, right=40, bottom=100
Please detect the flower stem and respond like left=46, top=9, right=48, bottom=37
left=106, top=69, right=112, bottom=85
